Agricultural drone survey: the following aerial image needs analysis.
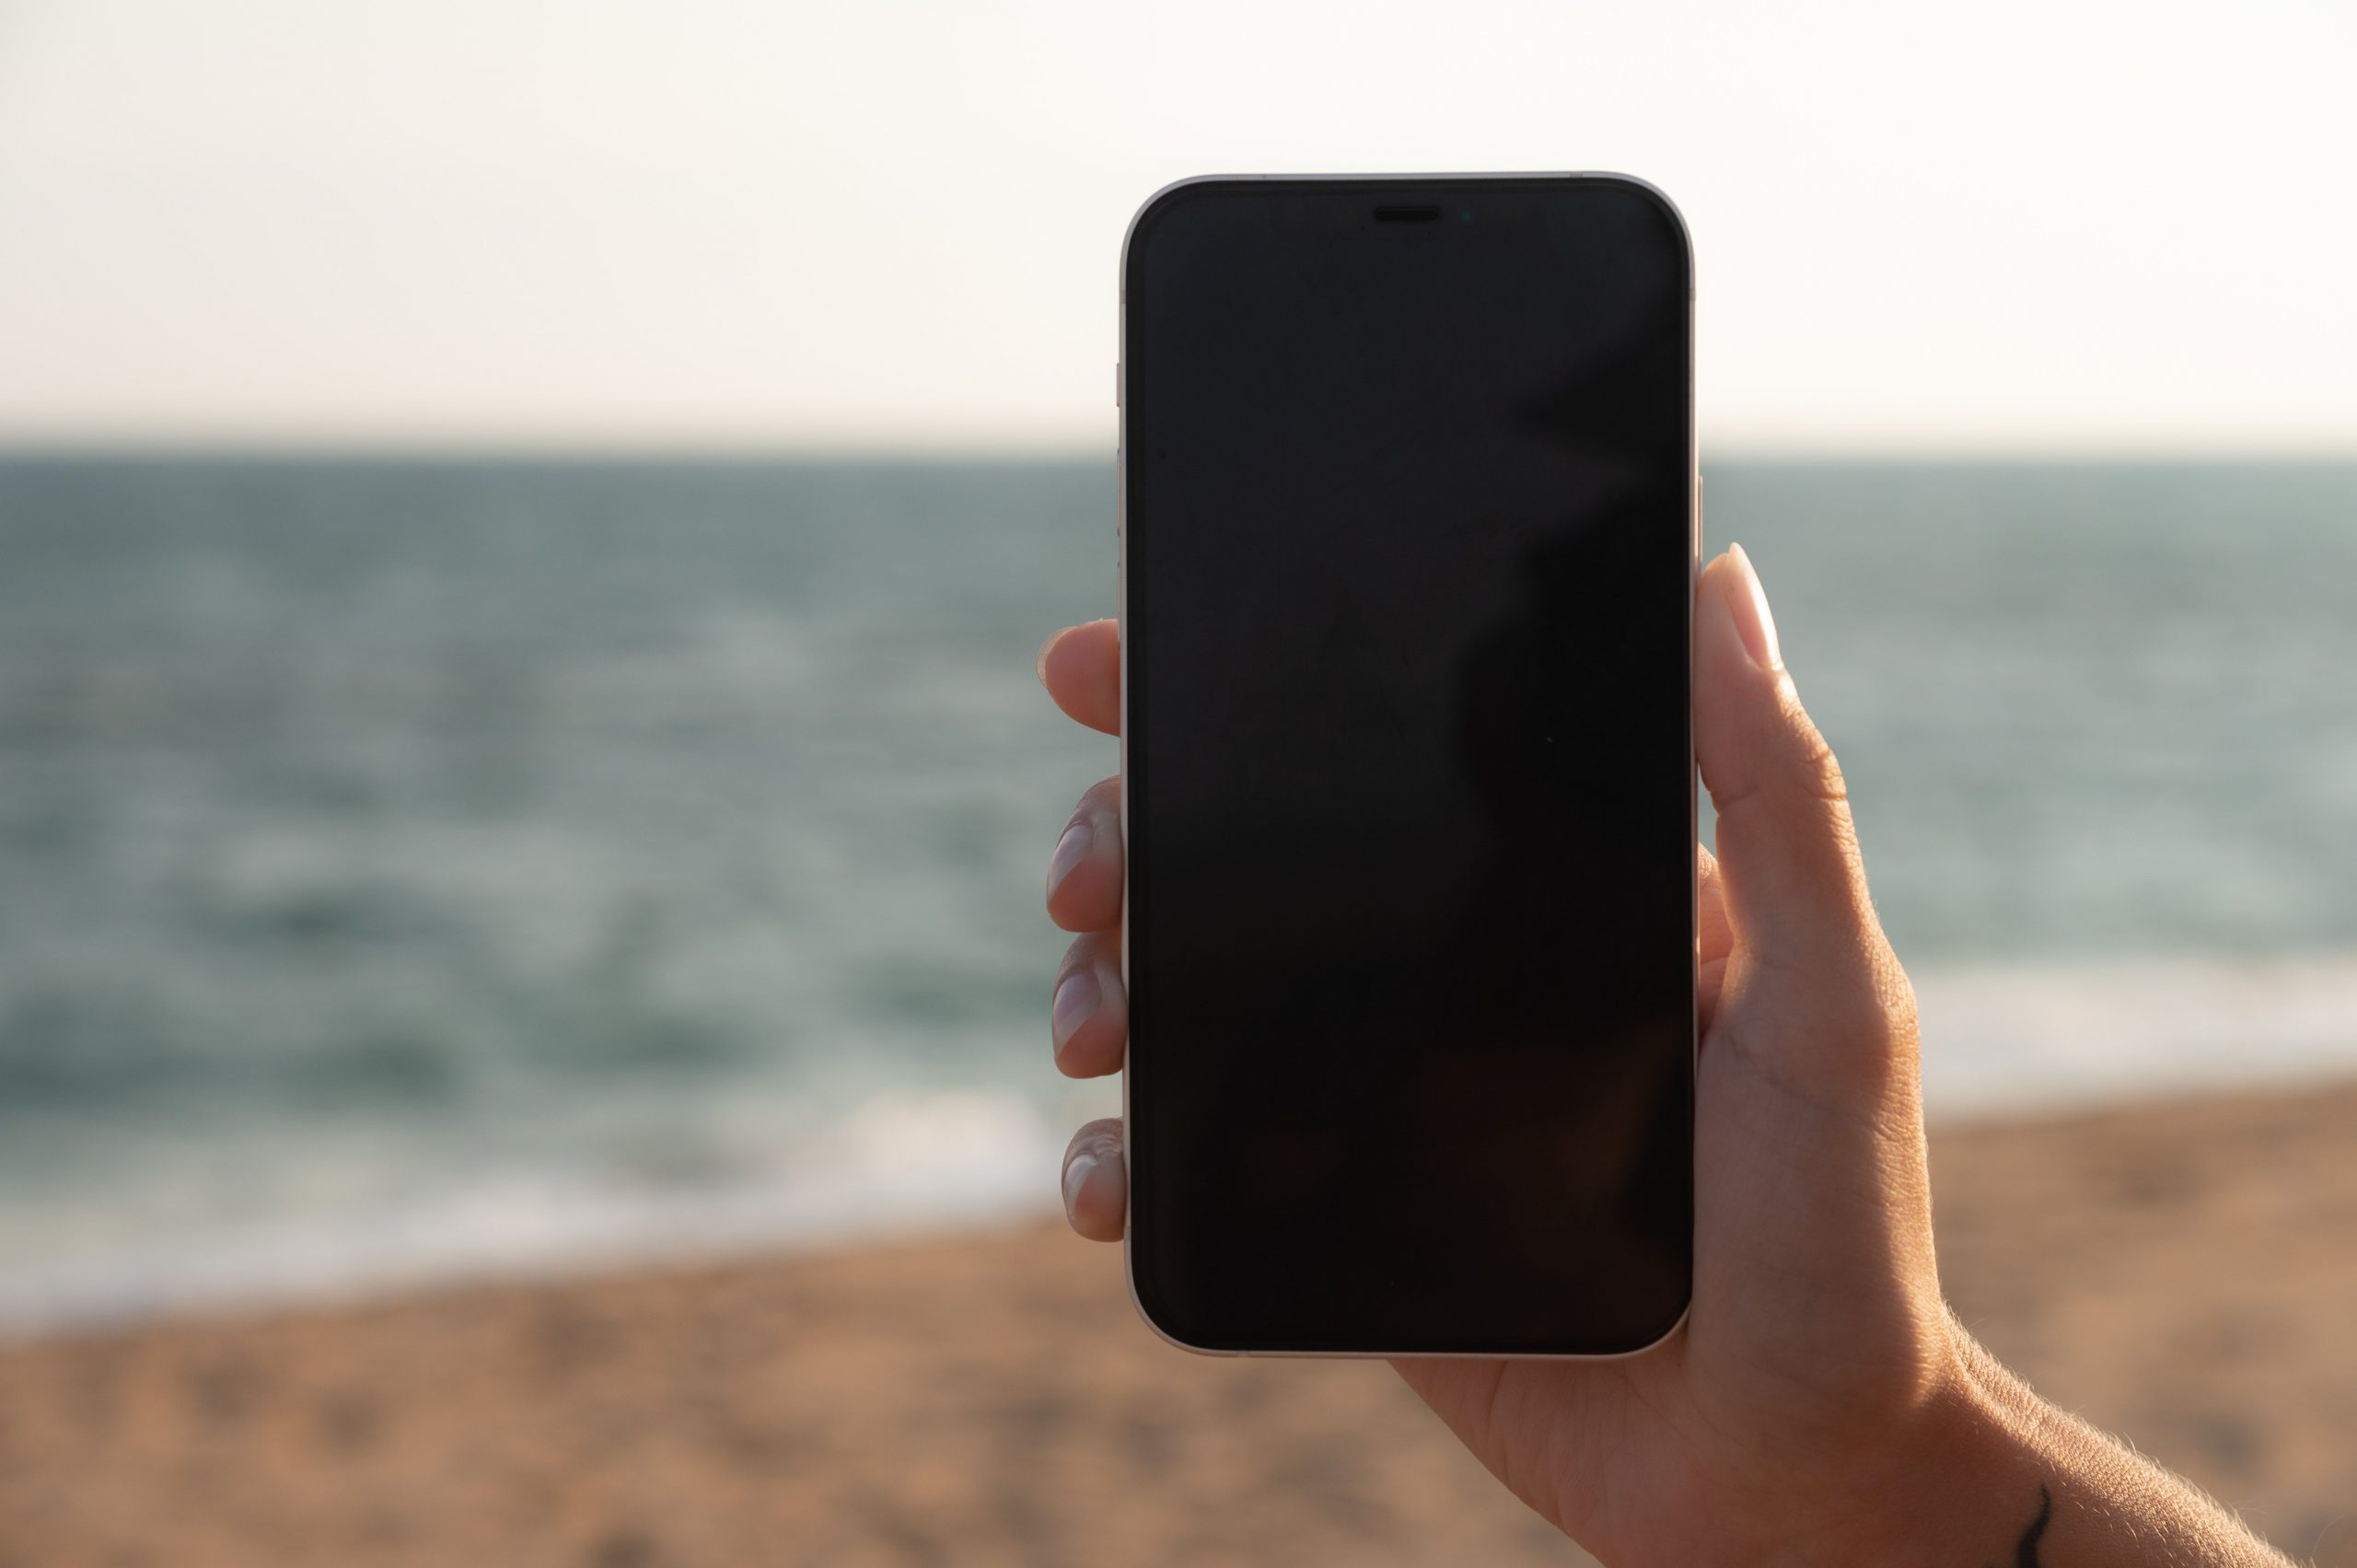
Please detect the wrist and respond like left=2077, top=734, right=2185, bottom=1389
left=1833, top=1338, right=2054, bottom=1565
left=1760, top=1325, right=2039, bottom=1568
left=1781, top=1321, right=2289, bottom=1568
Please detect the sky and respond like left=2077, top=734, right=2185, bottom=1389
left=0, top=0, right=2351, bottom=453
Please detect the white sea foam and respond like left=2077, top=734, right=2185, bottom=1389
left=1914, top=950, right=2357, bottom=1121
left=0, top=1091, right=1069, bottom=1339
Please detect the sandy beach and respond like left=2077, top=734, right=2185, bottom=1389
left=2, top=1083, right=2352, bottom=1567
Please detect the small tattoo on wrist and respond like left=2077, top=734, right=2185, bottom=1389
left=2014, top=1485, right=2053, bottom=1567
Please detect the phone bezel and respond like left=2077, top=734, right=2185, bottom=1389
left=1116, top=172, right=1699, bottom=1360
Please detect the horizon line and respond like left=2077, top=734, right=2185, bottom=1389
left=3, top=440, right=2354, bottom=467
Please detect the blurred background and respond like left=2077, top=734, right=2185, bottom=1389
left=1, top=2, right=2353, bottom=1564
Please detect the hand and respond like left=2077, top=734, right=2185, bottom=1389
left=1038, top=545, right=2289, bottom=1567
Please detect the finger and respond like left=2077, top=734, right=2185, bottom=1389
left=1062, top=1118, right=1126, bottom=1241
left=1692, top=545, right=1884, bottom=980
left=1698, top=842, right=1730, bottom=1034
left=1051, top=928, right=1128, bottom=1078
left=1046, top=776, right=1124, bottom=932
left=1038, top=621, right=1120, bottom=736
left=1698, top=842, right=1731, bottom=969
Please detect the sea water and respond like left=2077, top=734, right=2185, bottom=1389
left=0, top=457, right=2351, bottom=1327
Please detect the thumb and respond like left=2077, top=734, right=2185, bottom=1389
left=1693, top=544, right=1885, bottom=983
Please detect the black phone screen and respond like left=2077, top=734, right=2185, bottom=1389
left=1121, top=176, right=1694, bottom=1355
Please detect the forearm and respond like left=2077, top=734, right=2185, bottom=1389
left=1820, top=1325, right=2293, bottom=1568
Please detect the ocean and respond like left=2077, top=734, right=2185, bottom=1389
left=1, top=457, right=2351, bottom=1330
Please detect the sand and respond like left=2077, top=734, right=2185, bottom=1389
left=2, top=1084, right=2352, bottom=1567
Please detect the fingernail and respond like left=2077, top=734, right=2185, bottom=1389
left=1046, top=820, right=1091, bottom=900
left=1723, top=542, right=1783, bottom=670
left=1062, top=1151, right=1097, bottom=1224
left=1051, top=969, right=1099, bottom=1056
left=1034, top=631, right=1060, bottom=685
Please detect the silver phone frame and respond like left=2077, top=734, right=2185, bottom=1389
left=1115, top=171, right=1699, bottom=1361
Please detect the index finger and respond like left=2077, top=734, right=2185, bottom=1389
left=1036, top=620, right=1120, bottom=736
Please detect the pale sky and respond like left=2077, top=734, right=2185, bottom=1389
left=1, top=0, right=2351, bottom=452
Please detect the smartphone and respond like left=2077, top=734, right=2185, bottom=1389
left=1118, top=174, right=1696, bottom=1357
